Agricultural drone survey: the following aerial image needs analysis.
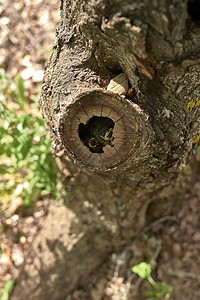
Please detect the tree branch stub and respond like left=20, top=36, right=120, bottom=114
left=58, top=89, right=146, bottom=171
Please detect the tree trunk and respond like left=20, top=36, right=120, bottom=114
left=12, top=0, right=200, bottom=299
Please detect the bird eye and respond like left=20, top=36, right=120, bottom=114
left=89, top=137, right=98, bottom=148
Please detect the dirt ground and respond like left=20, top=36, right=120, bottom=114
left=1, top=1, right=200, bottom=299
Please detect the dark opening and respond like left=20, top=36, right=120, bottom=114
left=188, top=0, right=200, bottom=21
left=79, top=116, right=115, bottom=154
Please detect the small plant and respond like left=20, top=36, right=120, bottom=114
left=0, top=68, right=59, bottom=208
left=0, top=279, right=15, bottom=300
left=132, top=262, right=173, bottom=300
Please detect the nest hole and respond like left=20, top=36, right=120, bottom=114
left=79, top=116, right=115, bottom=154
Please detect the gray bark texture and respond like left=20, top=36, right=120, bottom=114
left=12, top=0, right=200, bottom=299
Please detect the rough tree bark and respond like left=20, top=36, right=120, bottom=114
left=12, top=0, right=200, bottom=299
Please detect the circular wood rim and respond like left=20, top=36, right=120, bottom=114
left=58, top=89, right=144, bottom=171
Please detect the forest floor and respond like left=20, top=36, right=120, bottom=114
left=0, top=1, right=200, bottom=299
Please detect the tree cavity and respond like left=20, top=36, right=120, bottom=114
left=79, top=116, right=115, bottom=154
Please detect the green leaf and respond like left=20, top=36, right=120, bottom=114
left=132, top=262, right=152, bottom=279
left=167, top=286, right=173, bottom=294
left=159, top=282, right=168, bottom=295
left=16, top=75, right=25, bottom=108
left=3, top=280, right=14, bottom=293
left=20, top=136, right=33, bottom=159
left=0, top=168, right=10, bottom=174
left=0, top=279, right=15, bottom=300
left=144, top=290, right=156, bottom=297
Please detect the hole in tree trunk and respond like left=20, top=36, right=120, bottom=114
left=79, top=116, right=115, bottom=154
left=188, top=0, right=200, bottom=21
left=58, top=89, right=144, bottom=171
